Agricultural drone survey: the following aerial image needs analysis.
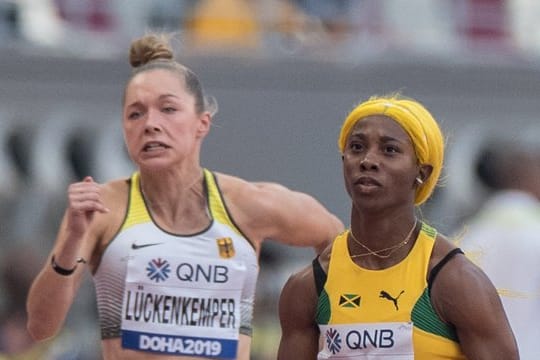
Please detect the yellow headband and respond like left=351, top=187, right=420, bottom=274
left=338, top=96, right=444, bottom=205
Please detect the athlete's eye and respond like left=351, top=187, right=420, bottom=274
left=162, top=107, right=177, bottom=114
left=128, top=111, right=142, bottom=120
left=350, top=142, right=364, bottom=151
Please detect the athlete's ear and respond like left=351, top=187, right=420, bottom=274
left=418, top=164, right=433, bottom=183
left=196, top=112, right=211, bottom=138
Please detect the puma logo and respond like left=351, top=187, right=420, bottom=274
left=379, top=290, right=405, bottom=311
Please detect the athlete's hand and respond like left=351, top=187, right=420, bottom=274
left=65, top=176, right=109, bottom=237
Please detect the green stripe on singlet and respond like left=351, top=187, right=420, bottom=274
left=411, top=288, right=459, bottom=342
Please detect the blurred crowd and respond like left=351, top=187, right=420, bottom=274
left=2, top=0, right=540, bottom=60
left=1, top=0, right=540, bottom=359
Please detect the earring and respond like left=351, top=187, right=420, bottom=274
left=415, top=177, right=424, bottom=185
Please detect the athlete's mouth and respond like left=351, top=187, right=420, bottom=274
left=143, top=141, right=170, bottom=151
left=355, top=176, right=381, bottom=187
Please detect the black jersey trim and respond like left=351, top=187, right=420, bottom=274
left=428, top=248, right=464, bottom=295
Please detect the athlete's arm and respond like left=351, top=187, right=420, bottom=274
left=26, top=177, right=111, bottom=340
left=278, top=265, right=320, bottom=359
left=219, top=174, right=344, bottom=253
left=431, top=249, right=519, bottom=359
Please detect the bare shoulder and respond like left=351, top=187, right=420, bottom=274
left=286, top=264, right=315, bottom=291
left=89, top=177, right=131, bottom=263
left=212, top=172, right=270, bottom=240
left=429, top=234, right=519, bottom=358
left=429, top=234, right=463, bottom=269
left=316, top=244, right=332, bottom=273
left=213, top=172, right=299, bottom=228
left=216, top=173, right=343, bottom=224
left=429, top=234, right=479, bottom=288
left=278, top=258, right=323, bottom=358
left=214, top=172, right=290, bottom=207
left=101, top=177, right=130, bottom=206
left=282, top=245, right=332, bottom=307
left=214, top=172, right=343, bottom=250
left=429, top=234, right=498, bottom=321
left=280, top=262, right=318, bottom=313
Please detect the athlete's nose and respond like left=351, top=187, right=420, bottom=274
left=144, top=108, right=163, bottom=133
left=360, top=154, right=379, bottom=171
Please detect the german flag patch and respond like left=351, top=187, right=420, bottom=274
left=217, top=237, right=235, bottom=258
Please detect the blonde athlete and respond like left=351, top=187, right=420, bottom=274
left=278, top=94, right=519, bottom=359
left=26, top=33, right=343, bottom=360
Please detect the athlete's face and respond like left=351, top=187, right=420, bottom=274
left=122, top=69, right=210, bottom=170
left=342, top=115, right=420, bottom=212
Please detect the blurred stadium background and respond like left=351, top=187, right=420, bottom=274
left=1, top=0, right=540, bottom=358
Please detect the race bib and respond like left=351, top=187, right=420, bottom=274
left=121, top=254, right=246, bottom=359
left=318, top=322, right=414, bottom=359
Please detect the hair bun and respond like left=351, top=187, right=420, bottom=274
left=129, top=33, right=174, bottom=68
